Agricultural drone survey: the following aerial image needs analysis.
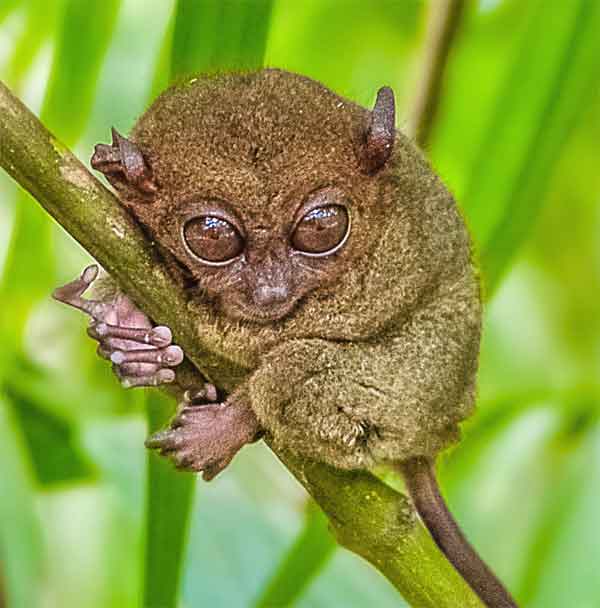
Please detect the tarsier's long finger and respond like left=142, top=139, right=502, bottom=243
left=145, top=429, right=183, bottom=451
left=52, top=265, right=110, bottom=319
left=119, top=369, right=176, bottom=388
left=109, top=346, right=183, bottom=389
left=110, top=345, right=184, bottom=367
left=118, top=362, right=162, bottom=376
left=88, top=322, right=173, bottom=347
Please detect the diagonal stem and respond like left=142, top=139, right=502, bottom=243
left=407, top=0, right=468, bottom=147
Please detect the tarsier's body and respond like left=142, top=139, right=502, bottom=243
left=55, top=69, right=515, bottom=607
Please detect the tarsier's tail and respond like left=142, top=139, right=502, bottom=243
left=399, top=457, right=518, bottom=608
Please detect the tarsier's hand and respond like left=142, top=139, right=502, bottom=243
left=146, top=389, right=261, bottom=480
left=54, top=265, right=261, bottom=480
left=53, top=264, right=185, bottom=388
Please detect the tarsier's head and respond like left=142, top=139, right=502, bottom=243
left=92, top=69, right=398, bottom=324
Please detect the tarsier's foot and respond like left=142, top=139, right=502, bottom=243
left=53, top=265, right=184, bottom=388
left=146, top=395, right=261, bottom=480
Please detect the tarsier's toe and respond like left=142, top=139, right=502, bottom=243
left=145, top=428, right=184, bottom=451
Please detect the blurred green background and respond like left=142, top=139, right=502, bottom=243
left=0, top=1, right=599, bottom=607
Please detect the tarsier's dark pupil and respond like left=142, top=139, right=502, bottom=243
left=292, top=205, right=349, bottom=254
left=183, top=216, right=244, bottom=263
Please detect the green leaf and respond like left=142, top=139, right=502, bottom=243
left=170, top=0, right=274, bottom=79
left=0, top=6, right=123, bottom=602
left=0, top=0, right=19, bottom=26
left=462, top=0, right=600, bottom=296
left=4, top=0, right=64, bottom=91
left=41, top=0, right=122, bottom=141
left=514, top=403, right=600, bottom=606
left=3, top=358, right=96, bottom=486
left=0, top=194, right=54, bottom=347
left=253, top=502, right=336, bottom=608
left=0, top=393, right=43, bottom=608
left=142, top=392, right=195, bottom=608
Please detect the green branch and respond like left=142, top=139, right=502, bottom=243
left=0, top=80, right=482, bottom=608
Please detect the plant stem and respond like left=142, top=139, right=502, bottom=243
left=407, top=0, right=468, bottom=147
left=0, top=80, right=483, bottom=608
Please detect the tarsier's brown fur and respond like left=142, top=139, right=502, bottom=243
left=57, top=69, right=517, bottom=607
left=119, top=68, right=481, bottom=469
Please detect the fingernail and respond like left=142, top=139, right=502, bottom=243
left=150, top=326, right=172, bottom=346
left=82, top=265, right=99, bottom=283
left=157, top=369, right=176, bottom=384
left=164, top=345, right=184, bottom=365
left=111, top=351, right=125, bottom=364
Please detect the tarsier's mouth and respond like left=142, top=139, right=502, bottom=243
left=223, top=296, right=301, bottom=324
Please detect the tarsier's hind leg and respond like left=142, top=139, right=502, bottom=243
left=53, top=265, right=184, bottom=388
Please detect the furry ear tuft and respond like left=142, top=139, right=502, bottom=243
left=358, top=86, right=396, bottom=175
left=91, top=128, right=157, bottom=196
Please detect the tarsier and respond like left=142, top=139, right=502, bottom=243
left=54, top=69, right=516, bottom=608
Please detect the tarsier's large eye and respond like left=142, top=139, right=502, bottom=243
left=182, top=216, right=244, bottom=265
left=291, top=205, right=350, bottom=256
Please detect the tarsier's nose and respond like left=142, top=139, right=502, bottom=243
left=250, top=245, right=291, bottom=307
left=254, top=284, right=289, bottom=306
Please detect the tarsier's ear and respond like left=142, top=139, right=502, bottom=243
left=91, top=128, right=157, bottom=197
left=358, top=86, right=396, bottom=175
